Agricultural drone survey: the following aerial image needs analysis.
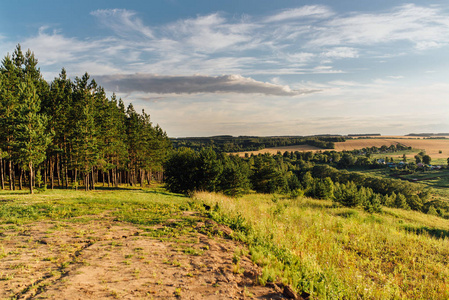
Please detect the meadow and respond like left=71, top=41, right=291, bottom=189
left=2, top=186, right=448, bottom=299
left=196, top=191, right=449, bottom=299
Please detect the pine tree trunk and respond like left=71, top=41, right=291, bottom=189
left=19, top=169, right=23, bottom=190
left=91, top=168, right=95, bottom=191
left=147, top=170, right=152, bottom=185
left=0, top=157, right=4, bottom=190
left=44, top=162, right=47, bottom=189
left=50, top=159, right=54, bottom=190
left=74, top=168, right=78, bottom=190
left=29, top=162, right=34, bottom=194
left=65, top=165, right=69, bottom=189
left=140, top=169, right=144, bottom=187
left=57, top=155, right=61, bottom=187
left=85, top=171, right=89, bottom=191
left=9, top=160, right=13, bottom=191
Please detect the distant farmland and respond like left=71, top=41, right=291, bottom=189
left=236, top=136, right=449, bottom=159
left=235, top=144, right=322, bottom=156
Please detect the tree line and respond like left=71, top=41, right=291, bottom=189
left=164, top=147, right=446, bottom=216
left=0, top=45, right=171, bottom=193
left=171, top=135, right=344, bottom=152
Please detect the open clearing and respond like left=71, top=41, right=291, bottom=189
left=0, top=189, right=284, bottom=300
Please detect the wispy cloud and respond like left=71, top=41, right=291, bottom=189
left=91, top=9, right=154, bottom=39
left=321, top=47, right=359, bottom=59
left=264, top=5, right=334, bottom=22
left=306, top=4, right=449, bottom=48
left=96, top=74, right=318, bottom=96
left=8, top=4, right=449, bottom=85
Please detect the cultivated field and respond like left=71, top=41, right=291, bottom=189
left=236, top=136, right=449, bottom=160
left=334, top=137, right=449, bottom=159
left=235, top=145, right=322, bottom=157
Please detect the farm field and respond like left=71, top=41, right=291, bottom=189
left=235, top=144, right=322, bottom=157
left=334, top=138, right=449, bottom=159
left=236, top=136, right=449, bottom=162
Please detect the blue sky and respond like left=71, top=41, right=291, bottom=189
left=2, top=1, right=449, bottom=137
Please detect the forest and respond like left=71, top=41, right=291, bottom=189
left=171, top=135, right=344, bottom=152
left=164, top=145, right=449, bottom=216
left=0, top=45, right=171, bottom=193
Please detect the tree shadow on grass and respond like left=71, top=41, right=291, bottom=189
left=140, top=189, right=189, bottom=198
left=401, top=224, right=449, bottom=239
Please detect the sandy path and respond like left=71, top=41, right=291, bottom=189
left=0, top=216, right=286, bottom=299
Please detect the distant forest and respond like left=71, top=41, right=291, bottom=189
left=171, top=135, right=345, bottom=152
left=0, top=45, right=171, bottom=193
left=164, top=144, right=446, bottom=216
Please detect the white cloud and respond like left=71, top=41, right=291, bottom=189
left=285, top=52, right=315, bottom=63
left=7, top=3, right=448, bottom=84
left=95, top=73, right=319, bottom=96
left=264, top=5, right=334, bottom=23
left=307, top=4, right=449, bottom=48
left=91, top=9, right=154, bottom=39
left=321, top=47, right=358, bottom=59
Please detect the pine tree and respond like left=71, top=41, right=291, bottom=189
left=13, top=78, right=52, bottom=193
left=0, top=54, right=21, bottom=190
left=70, top=73, right=99, bottom=190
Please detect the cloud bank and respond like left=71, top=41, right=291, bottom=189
left=96, top=74, right=317, bottom=96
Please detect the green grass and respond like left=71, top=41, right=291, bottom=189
left=2, top=186, right=449, bottom=299
left=195, top=191, right=449, bottom=299
left=0, top=187, right=198, bottom=226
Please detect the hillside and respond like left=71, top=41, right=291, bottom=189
left=0, top=188, right=283, bottom=299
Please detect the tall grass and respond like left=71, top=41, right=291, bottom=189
left=195, top=191, right=449, bottom=299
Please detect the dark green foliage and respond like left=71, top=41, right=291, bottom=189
left=164, top=148, right=251, bottom=196
left=0, top=45, right=171, bottom=192
left=219, top=155, right=251, bottom=197
left=422, top=155, right=431, bottom=165
left=170, top=136, right=343, bottom=152
left=334, top=182, right=359, bottom=207
left=163, top=148, right=199, bottom=194
left=250, top=154, right=289, bottom=194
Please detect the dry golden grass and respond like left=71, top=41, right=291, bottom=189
left=195, top=191, right=449, bottom=299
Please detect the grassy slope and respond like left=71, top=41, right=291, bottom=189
left=195, top=192, right=449, bottom=299
left=2, top=187, right=449, bottom=299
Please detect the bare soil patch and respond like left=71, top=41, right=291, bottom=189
left=0, top=215, right=286, bottom=299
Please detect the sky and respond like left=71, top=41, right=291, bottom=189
left=2, top=0, right=449, bottom=137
